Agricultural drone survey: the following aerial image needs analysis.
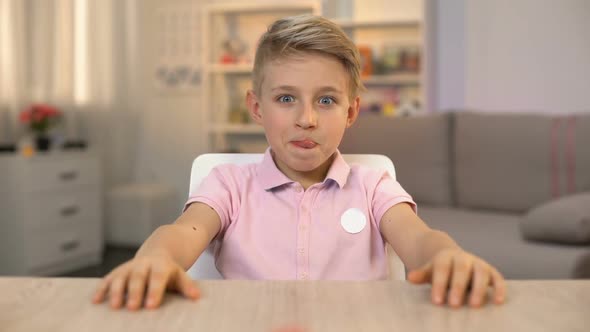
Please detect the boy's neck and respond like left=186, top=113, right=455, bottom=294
left=271, top=150, right=335, bottom=190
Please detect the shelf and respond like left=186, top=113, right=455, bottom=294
left=207, top=64, right=253, bottom=74
left=206, top=2, right=320, bottom=14
left=362, top=73, right=420, bottom=85
left=201, top=1, right=426, bottom=152
left=333, top=18, right=420, bottom=29
left=209, top=124, right=265, bottom=135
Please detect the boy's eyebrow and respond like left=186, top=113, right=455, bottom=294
left=270, top=85, right=344, bottom=95
left=316, top=86, right=344, bottom=95
left=271, top=85, right=299, bottom=92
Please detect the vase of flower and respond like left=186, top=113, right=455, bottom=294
left=34, top=135, right=51, bottom=151
left=19, top=104, right=63, bottom=152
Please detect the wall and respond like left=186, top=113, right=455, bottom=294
left=465, top=0, right=590, bottom=112
left=134, top=0, right=209, bottom=209
left=426, top=0, right=465, bottom=112
left=431, top=0, right=590, bottom=113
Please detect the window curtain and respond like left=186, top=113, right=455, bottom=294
left=0, top=0, right=27, bottom=143
left=0, top=0, right=116, bottom=143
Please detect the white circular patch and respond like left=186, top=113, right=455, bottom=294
left=340, top=208, right=367, bottom=234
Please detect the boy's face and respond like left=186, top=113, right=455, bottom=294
left=247, top=52, right=360, bottom=176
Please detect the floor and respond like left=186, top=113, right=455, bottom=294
left=61, top=246, right=138, bottom=278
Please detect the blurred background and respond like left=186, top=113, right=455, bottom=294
left=0, top=0, right=589, bottom=279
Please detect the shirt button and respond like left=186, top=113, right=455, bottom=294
left=298, top=248, right=305, bottom=254
left=300, top=273, right=308, bottom=280
left=295, top=187, right=303, bottom=193
left=299, top=224, right=306, bottom=231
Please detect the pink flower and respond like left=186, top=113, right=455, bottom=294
left=19, top=111, right=31, bottom=123
left=19, top=103, right=62, bottom=134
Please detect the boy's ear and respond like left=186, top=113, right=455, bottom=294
left=346, top=96, right=360, bottom=128
left=246, top=90, right=263, bottom=124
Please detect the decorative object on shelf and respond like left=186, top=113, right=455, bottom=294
left=63, top=139, right=88, bottom=150
left=153, top=2, right=201, bottom=95
left=19, top=104, right=63, bottom=151
left=360, top=86, right=399, bottom=116
left=0, top=143, right=16, bottom=154
left=397, top=99, right=421, bottom=117
left=155, top=65, right=201, bottom=90
left=227, top=107, right=250, bottom=124
left=379, top=44, right=403, bottom=74
left=378, top=44, right=421, bottom=74
left=402, top=46, right=420, bottom=72
left=357, top=45, right=373, bottom=77
left=225, top=79, right=251, bottom=126
left=219, top=36, right=249, bottom=64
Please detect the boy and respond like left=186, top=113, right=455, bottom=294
left=93, top=14, right=505, bottom=311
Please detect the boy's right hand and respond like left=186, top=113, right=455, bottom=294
left=92, top=254, right=200, bottom=310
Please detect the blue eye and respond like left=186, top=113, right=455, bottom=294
left=319, top=96, right=335, bottom=105
left=278, top=95, right=295, bottom=103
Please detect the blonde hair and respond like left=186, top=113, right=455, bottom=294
left=253, top=14, right=364, bottom=100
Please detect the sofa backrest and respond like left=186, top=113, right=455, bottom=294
left=453, top=111, right=590, bottom=213
left=339, top=113, right=453, bottom=206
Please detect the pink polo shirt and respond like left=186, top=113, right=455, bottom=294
left=184, top=148, right=416, bottom=280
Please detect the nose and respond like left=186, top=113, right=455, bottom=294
left=295, top=102, right=317, bottom=129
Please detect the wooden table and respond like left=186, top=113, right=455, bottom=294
left=0, top=278, right=588, bottom=332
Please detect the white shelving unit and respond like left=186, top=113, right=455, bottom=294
left=334, top=14, right=425, bottom=118
left=209, top=63, right=252, bottom=74
left=332, top=18, right=420, bottom=29
left=362, top=73, right=420, bottom=86
left=201, top=1, right=426, bottom=152
left=201, top=1, right=320, bottom=152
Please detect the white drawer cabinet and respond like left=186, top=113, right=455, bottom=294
left=0, top=151, right=103, bottom=276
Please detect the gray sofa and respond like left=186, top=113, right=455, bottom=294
left=339, top=111, right=590, bottom=279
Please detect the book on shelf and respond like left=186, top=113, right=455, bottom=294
left=357, top=45, right=373, bottom=77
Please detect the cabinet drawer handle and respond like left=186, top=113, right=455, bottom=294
left=60, top=240, right=80, bottom=252
left=59, top=171, right=79, bottom=181
left=60, top=206, right=79, bottom=217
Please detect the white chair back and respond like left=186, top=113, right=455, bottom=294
left=186, top=153, right=406, bottom=280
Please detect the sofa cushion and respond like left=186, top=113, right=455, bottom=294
left=339, top=113, right=452, bottom=206
left=520, top=193, right=590, bottom=244
left=418, top=206, right=590, bottom=279
left=454, top=112, right=556, bottom=213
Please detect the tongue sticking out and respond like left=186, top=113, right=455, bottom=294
left=292, top=140, right=317, bottom=149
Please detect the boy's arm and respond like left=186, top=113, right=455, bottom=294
left=379, top=203, right=506, bottom=308
left=93, top=202, right=221, bottom=310
left=379, top=203, right=460, bottom=270
left=135, top=202, right=221, bottom=270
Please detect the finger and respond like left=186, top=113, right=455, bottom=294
left=94, top=262, right=129, bottom=305
left=172, top=268, right=201, bottom=300
left=92, top=275, right=113, bottom=304
left=145, top=267, right=170, bottom=309
left=126, top=263, right=151, bottom=310
left=108, top=272, right=130, bottom=310
left=448, top=255, right=473, bottom=308
left=430, top=256, right=453, bottom=305
left=490, top=267, right=507, bottom=304
left=468, top=263, right=491, bottom=308
left=407, top=262, right=433, bottom=284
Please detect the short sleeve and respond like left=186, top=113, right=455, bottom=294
left=182, top=165, right=242, bottom=236
left=372, top=171, right=417, bottom=227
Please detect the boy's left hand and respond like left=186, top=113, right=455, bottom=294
left=407, top=249, right=506, bottom=308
